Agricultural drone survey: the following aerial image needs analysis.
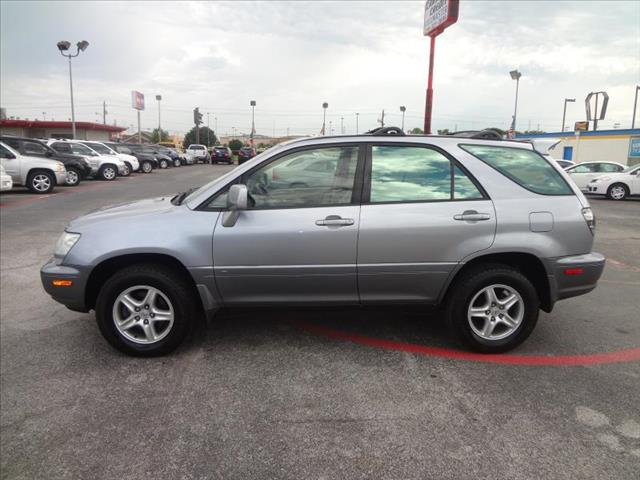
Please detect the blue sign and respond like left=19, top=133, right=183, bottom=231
left=630, top=138, right=640, bottom=158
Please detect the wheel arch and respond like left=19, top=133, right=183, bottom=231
left=26, top=167, right=57, bottom=185
left=85, top=253, right=202, bottom=313
left=440, top=251, right=552, bottom=312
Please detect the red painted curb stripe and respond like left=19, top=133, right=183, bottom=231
left=292, top=321, right=640, bottom=366
left=0, top=181, right=112, bottom=209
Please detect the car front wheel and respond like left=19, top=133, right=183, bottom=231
left=95, top=264, right=196, bottom=356
left=27, top=170, right=55, bottom=193
left=65, top=167, right=81, bottom=186
left=141, top=161, right=153, bottom=173
left=445, top=264, right=539, bottom=353
left=159, top=159, right=168, bottom=169
left=122, top=162, right=132, bottom=176
left=173, top=159, right=181, bottom=167
left=607, top=183, right=628, bottom=200
left=99, top=165, right=117, bottom=181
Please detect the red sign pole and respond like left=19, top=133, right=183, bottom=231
left=424, top=35, right=436, bottom=134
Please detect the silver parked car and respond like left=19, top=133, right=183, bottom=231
left=41, top=131, right=605, bottom=356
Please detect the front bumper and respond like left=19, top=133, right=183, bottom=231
left=55, top=171, right=68, bottom=185
left=40, top=258, right=90, bottom=312
left=546, top=252, right=605, bottom=304
left=587, top=184, right=605, bottom=194
left=117, top=164, right=127, bottom=175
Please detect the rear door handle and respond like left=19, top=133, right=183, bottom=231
left=454, top=210, right=491, bottom=221
left=315, top=215, right=355, bottom=227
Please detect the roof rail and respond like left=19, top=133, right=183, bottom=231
left=365, top=126, right=406, bottom=136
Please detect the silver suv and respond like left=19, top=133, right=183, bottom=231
left=41, top=131, right=605, bottom=356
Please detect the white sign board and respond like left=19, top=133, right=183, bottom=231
left=423, top=0, right=458, bottom=37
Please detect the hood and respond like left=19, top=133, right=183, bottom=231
left=68, top=196, right=177, bottom=230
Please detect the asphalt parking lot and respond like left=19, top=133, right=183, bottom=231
left=1, top=165, right=639, bottom=479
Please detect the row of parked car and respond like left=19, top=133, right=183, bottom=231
left=0, top=136, right=197, bottom=194
left=184, top=144, right=258, bottom=165
left=560, top=160, right=640, bottom=201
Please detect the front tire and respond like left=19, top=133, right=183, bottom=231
left=445, top=264, right=539, bottom=353
left=607, top=183, right=628, bottom=200
left=159, top=159, right=169, bottom=169
left=122, top=162, right=132, bottom=176
left=173, top=159, right=181, bottom=167
left=95, top=264, right=196, bottom=356
left=141, top=161, right=153, bottom=173
left=99, top=165, right=117, bottom=181
left=65, top=167, right=81, bottom=187
left=27, top=170, right=55, bottom=193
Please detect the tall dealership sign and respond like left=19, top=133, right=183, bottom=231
left=423, top=0, right=459, bottom=134
left=131, top=90, right=145, bottom=143
left=585, top=91, right=608, bottom=131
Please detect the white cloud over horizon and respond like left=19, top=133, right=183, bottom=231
left=1, top=0, right=639, bottom=136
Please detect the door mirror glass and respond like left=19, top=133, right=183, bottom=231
left=222, top=184, right=248, bottom=227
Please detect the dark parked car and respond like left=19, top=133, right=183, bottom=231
left=104, top=142, right=156, bottom=174
left=0, top=135, right=91, bottom=186
left=122, top=144, right=173, bottom=171
left=212, top=146, right=233, bottom=164
left=154, top=145, right=184, bottom=167
left=238, top=146, right=256, bottom=164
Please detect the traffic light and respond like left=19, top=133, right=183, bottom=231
left=193, top=107, right=203, bottom=126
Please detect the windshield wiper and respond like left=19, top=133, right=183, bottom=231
left=171, top=187, right=199, bottom=205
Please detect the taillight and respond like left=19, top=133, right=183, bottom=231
left=582, top=207, right=595, bottom=234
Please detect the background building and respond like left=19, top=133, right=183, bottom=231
left=516, top=129, right=640, bottom=166
left=0, top=119, right=126, bottom=141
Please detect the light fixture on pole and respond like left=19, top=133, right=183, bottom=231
left=400, top=106, right=406, bottom=132
left=322, top=102, right=328, bottom=135
left=155, top=95, right=162, bottom=142
left=250, top=100, right=256, bottom=146
left=561, top=98, right=575, bottom=132
left=56, top=40, right=89, bottom=139
left=509, top=69, right=522, bottom=134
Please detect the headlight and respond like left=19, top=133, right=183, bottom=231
left=54, top=232, right=81, bottom=257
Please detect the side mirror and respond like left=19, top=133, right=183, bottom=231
left=222, top=184, right=248, bottom=227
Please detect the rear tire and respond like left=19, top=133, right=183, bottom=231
left=159, top=159, right=168, bottom=169
left=99, top=165, right=117, bottom=181
left=95, top=264, right=196, bottom=357
left=173, top=159, right=181, bottom=167
left=445, top=264, right=539, bottom=353
left=607, top=183, right=628, bottom=200
left=141, top=161, right=153, bottom=173
left=27, top=170, right=55, bottom=193
left=65, top=167, right=81, bottom=187
left=122, top=162, right=132, bottom=176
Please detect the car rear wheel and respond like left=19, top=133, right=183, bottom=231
left=607, top=183, right=628, bottom=200
left=173, top=159, right=181, bottom=167
left=95, top=264, right=196, bottom=356
left=122, top=162, right=132, bottom=176
left=159, top=159, right=168, bottom=169
left=65, top=167, right=81, bottom=187
left=445, top=264, right=539, bottom=353
left=99, top=165, right=117, bottom=181
left=141, top=161, right=153, bottom=173
left=27, top=170, right=55, bottom=193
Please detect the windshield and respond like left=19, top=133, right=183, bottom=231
left=83, top=142, right=113, bottom=155
left=622, top=165, right=640, bottom=173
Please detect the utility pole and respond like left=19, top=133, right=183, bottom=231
left=562, top=98, right=576, bottom=132
left=355, top=113, right=359, bottom=134
left=400, top=106, right=406, bottom=132
left=340, top=116, right=344, bottom=134
left=207, top=112, right=210, bottom=148
left=102, top=101, right=107, bottom=124
left=378, top=109, right=385, bottom=128
left=155, top=95, right=162, bottom=142
left=509, top=70, right=522, bottom=133
left=322, top=102, right=328, bottom=135
left=632, top=85, right=639, bottom=129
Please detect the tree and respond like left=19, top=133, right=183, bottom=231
left=183, top=126, right=216, bottom=150
left=409, top=127, right=423, bottom=134
left=151, top=128, right=170, bottom=143
left=228, top=139, right=243, bottom=152
left=437, top=128, right=450, bottom=135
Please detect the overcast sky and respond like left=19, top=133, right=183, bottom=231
left=1, top=0, right=639, bottom=136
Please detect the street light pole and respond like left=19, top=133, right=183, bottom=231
left=509, top=69, right=522, bottom=133
left=207, top=112, right=210, bottom=148
left=633, top=85, right=640, bottom=129
left=562, top=98, right=575, bottom=132
left=355, top=113, right=359, bottom=134
left=322, top=102, right=328, bottom=135
left=57, top=40, right=89, bottom=139
left=250, top=100, right=256, bottom=146
left=400, top=106, right=406, bottom=132
left=155, top=95, right=162, bottom=142
left=340, top=116, right=344, bottom=134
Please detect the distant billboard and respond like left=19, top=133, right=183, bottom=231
left=423, top=0, right=459, bottom=37
left=131, top=91, right=145, bottom=111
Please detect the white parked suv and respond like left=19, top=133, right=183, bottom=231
left=565, top=161, right=625, bottom=192
left=0, top=141, right=67, bottom=193
left=1, top=164, right=13, bottom=192
left=186, top=144, right=209, bottom=163
left=80, top=141, right=139, bottom=175
left=587, top=164, right=640, bottom=200
left=48, top=140, right=126, bottom=181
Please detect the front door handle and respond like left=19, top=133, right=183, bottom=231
left=315, top=215, right=355, bottom=227
left=453, top=210, right=491, bottom=221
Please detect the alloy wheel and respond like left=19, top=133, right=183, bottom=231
left=112, top=285, right=174, bottom=344
left=66, top=170, right=79, bottom=186
left=103, top=168, right=116, bottom=180
left=32, top=174, right=51, bottom=192
left=142, top=162, right=152, bottom=173
left=467, top=284, right=524, bottom=341
left=610, top=185, right=626, bottom=200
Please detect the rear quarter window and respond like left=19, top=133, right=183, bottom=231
left=460, top=144, right=573, bottom=195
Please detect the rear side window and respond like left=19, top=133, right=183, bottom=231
left=369, top=146, right=484, bottom=203
left=460, top=144, right=572, bottom=195
left=598, top=163, right=623, bottom=173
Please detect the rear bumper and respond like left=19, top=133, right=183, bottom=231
left=546, top=252, right=605, bottom=305
left=40, top=258, right=90, bottom=312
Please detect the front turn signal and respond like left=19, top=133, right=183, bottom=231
left=52, top=279, right=73, bottom=287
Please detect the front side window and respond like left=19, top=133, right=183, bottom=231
left=22, top=141, right=48, bottom=155
left=369, top=146, right=484, bottom=203
left=570, top=164, right=596, bottom=173
left=460, top=144, right=572, bottom=195
left=245, top=146, right=359, bottom=209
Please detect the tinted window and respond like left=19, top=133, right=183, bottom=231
left=190, top=145, right=205, bottom=150
left=245, top=146, right=359, bottom=209
left=460, top=144, right=572, bottom=195
left=570, top=164, right=596, bottom=173
left=369, top=146, right=483, bottom=203
left=22, top=141, right=48, bottom=155
left=598, top=163, right=623, bottom=173
left=82, top=142, right=112, bottom=154
left=51, top=142, right=72, bottom=154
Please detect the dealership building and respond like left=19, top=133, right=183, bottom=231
left=0, top=119, right=126, bottom=141
left=516, top=128, right=640, bottom=166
